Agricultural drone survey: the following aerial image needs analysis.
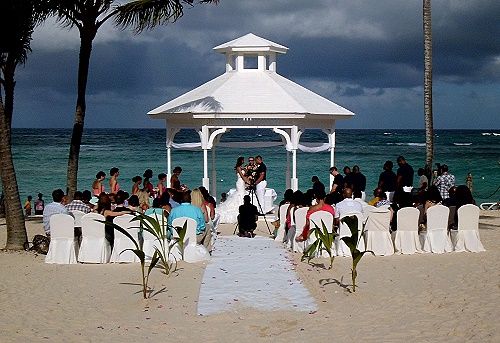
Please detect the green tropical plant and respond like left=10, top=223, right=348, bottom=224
left=301, top=219, right=337, bottom=269
left=173, top=221, right=188, bottom=261
left=100, top=212, right=186, bottom=299
left=38, top=0, right=219, bottom=201
left=340, top=215, right=374, bottom=292
left=0, top=0, right=47, bottom=249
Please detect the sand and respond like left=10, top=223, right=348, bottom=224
left=1, top=211, right=499, bottom=342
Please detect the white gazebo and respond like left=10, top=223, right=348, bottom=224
left=148, top=33, right=354, bottom=195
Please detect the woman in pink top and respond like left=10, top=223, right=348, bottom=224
left=92, top=171, right=106, bottom=196
left=296, top=190, right=334, bottom=242
left=109, top=167, right=120, bottom=194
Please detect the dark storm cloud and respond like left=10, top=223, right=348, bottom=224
left=10, top=0, right=500, bottom=129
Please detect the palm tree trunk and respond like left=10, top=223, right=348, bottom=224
left=0, top=60, right=28, bottom=250
left=66, top=29, right=94, bottom=201
left=423, top=0, right=434, bottom=175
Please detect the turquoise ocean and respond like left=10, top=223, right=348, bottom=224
left=6, top=128, right=500, bottom=207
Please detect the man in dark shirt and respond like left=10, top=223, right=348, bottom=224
left=343, top=166, right=354, bottom=190
left=396, top=156, right=414, bottom=187
left=351, top=165, right=366, bottom=192
left=238, top=195, right=258, bottom=237
left=255, top=155, right=267, bottom=213
left=378, top=160, right=397, bottom=192
left=311, top=175, right=325, bottom=196
left=329, top=167, right=344, bottom=194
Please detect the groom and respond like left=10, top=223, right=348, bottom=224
left=254, top=155, right=267, bottom=214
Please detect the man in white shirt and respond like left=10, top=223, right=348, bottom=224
left=43, top=189, right=70, bottom=236
left=334, top=188, right=364, bottom=225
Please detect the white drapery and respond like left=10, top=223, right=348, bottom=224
left=170, top=141, right=330, bottom=152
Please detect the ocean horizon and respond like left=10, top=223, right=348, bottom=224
left=5, top=128, right=500, bottom=208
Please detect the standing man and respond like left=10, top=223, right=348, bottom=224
left=396, top=156, right=414, bottom=188
left=351, top=165, right=367, bottom=193
left=43, top=189, right=70, bottom=236
left=311, top=176, right=325, bottom=196
left=254, top=155, right=267, bottom=214
left=329, top=167, right=344, bottom=195
left=433, top=164, right=455, bottom=199
left=378, top=160, right=397, bottom=193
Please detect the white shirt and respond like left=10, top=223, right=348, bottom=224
left=334, top=198, right=364, bottom=218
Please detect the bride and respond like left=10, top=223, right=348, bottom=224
left=216, top=156, right=250, bottom=223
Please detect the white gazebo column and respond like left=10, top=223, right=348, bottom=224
left=200, top=125, right=210, bottom=190
left=290, top=126, right=300, bottom=191
left=211, top=147, right=217, bottom=197
left=323, top=127, right=336, bottom=188
left=165, top=126, right=180, bottom=183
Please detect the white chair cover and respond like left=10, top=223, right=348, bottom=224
left=289, top=207, right=308, bottom=253
left=364, top=207, right=394, bottom=256
left=362, top=205, right=375, bottom=221
left=70, top=210, right=86, bottom=227
left=78, top=213, right=111, bottom=263
left=451, top=204, right=485, bottom=253
left=172, top=217, right=210, bottom=263
left=45, top=214, right=78, bottom=264
left=275, top=204, right=289, bottom=243
left=336, top=211, right=364, bottom=257
left=110, top=214, right=140, bottom=263
left=420, top=205, right=452, bottom=253
left=309, top=210, right=335, bottom=258
left=392, top=207, right=422, bottom=254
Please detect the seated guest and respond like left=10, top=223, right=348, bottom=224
left=443, top=186, right=457, bottom=207
left=450, top=185, right=476, bottom=229
left=168, top=192, right=211, bottom=252
left=113, top=191, right=132, bottom=213
left=334, top=188, right=364, bottom=225
left=43, top=189, right=71, bottom=236
left=165, top=188, right=180, bottom=208
left=353, top=190, right=368, bottom=206
left=220, top=192, right=227, bottom=203
left=367, top=188, right=383, bottom=206
left=145, top=198, right=166, bottom=216
left=295, top=190, right=335, bottom=242
left=191, top=188, right=210, bottom=223
left=238, top=195, right=258, bottom=237
left=96, top=193, right=126, bottom=248
left=66, top=191, right=91, bottom=214
left=389, top=187, right=415, bottom=231
left=137, top=189, right=150, bottom=212
left=127, top=195, right=140, bottom=212
left=81, top=190, right=94, bottom=210
left=375, top=192, right=391, bottom=208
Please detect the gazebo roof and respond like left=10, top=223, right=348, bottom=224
left=148, top=33, right=354, bottom=124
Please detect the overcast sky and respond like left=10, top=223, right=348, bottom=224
left=11, top=0, right=500, bottom=129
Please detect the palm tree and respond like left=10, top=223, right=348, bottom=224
left=423, top=0, right=434, bottom=175
left=43, top=0, right=218, bottom=201
left=0, top=0, right=42, bottom=249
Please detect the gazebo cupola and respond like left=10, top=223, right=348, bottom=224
left=148, top=33, right=355, bottom=195
left=213, top=33, right=289, bottom=73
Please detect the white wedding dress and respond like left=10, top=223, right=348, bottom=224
left=216, top=172, right=246, bottom=224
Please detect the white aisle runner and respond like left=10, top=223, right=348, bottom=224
left=197, top=235, right=317, bottom=315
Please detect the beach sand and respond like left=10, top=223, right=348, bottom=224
left=1, top=211, right=499, bottom=342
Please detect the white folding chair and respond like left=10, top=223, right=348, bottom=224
left=364, top=207, right=394, bottom=256
left=172, top=217, right=210, bottom=262
left=110, top=214, right=140, bottom=263
left=309, top=210, right=335, bottom=258
left=290, top=207, right=308, bottom=253
left=274, top=204, right=289, bottom=243
left=420, top=205, right=452, bottom=253
left=336, top=211, right=364, bottom=257
left=392, top=207, right=422, bottom=254
left=78, top=213, right=111, bottom=263
left=451, top=204, right=485, bottom=253
left=45, top=214, right=78, bottom=264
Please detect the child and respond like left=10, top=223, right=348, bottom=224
left=24, top=195, right=32, bottom=216
left=34, top=193, right=44, bottom=215
left=220, top=192, right=227, bottom=203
